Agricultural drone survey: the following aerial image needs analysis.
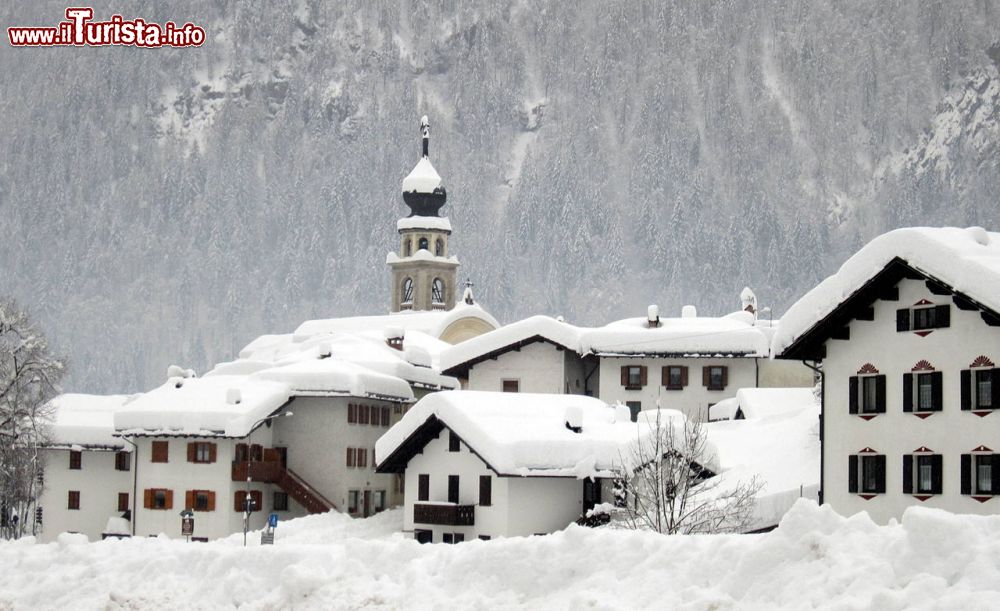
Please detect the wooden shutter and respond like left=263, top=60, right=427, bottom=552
left=991, top=369, right=1000, bottom=409
left=185, top=490, right=195, bottom=510
left=639, top=366, right=647, bottom=386
left=961, top=370, right=972, bottom=410
left=187, top=443, right=196, bottom=463
left=660, top=367, right=669, bottom=387
left=165, top=490, right=174, bottom=510
left=348, top=403, right=356, bottom=423
left=934, top=305, right=950, bottom=328
left=346, top=448, right=355, bottom=467
left=930, top=455, right=943, bottom=495
left=875, top=375, right=887, bottom=413
left=873, top=456, right=886, bottom=494
left=251, top=491, right=262, bottom=511
left=680, top=366, right=688, bottom=386
left=144, top=489, right=153, bottom=509
left=930, top=371, right=943, bottom=411
left=848, top=456, right=858, bottom=493
left=418, top=474, right=429, bottom=501
left=235, top=443, right=248, bottom=462
left=960, top=454, right=971, bottom=495
left=234, top=491, right=243, bottom=512
left=848, top=377, right=859, bottom=414
left=358, top=449, right=367, bottom=468
left=720, top=366, right=728, bottom=388
left=152, top=441, right=168, bottom=463
left=118, top=493, right=129, bottom=512
left=902, top=455, right=913, bottom=494
left=208, top=443, right=217, bottom=463
left=620, top=366, right=629, bottom=387
left=902, top=374, right=913, bottom=412
left=702, top=366, right=710, bottom=387
left=992, top=455, right=1000, bottom=494
left=208, top=491, right=216, bottom=511
left=896, top=308, right=910, bottom=331
left=479, top=475, right=492, bottom=507
left=382, top=407, right=390, bottom=426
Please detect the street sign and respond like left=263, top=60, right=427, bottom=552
left=181, top=516, right=194, bottom=537
left=268, top=513, right=279, bottom=528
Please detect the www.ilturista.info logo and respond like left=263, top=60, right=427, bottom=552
left=8, top=7, right=205, bottom=47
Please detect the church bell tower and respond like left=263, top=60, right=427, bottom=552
left=388, top=116, right=460, bottom=312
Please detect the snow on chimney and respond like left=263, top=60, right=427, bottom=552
left=647, top=304, right=660, bottom=328
left=385, top=327, right=405, bottom=350
left=565, top=405, right=583, bottom=433
left=681, top=305, right=697, bottom=318
left=317, top=342, right=332, bottom=358
left=226, top=388, right=242, bottom=405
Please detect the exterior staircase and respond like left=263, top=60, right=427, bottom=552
left=232, top=458, right=336, bottom=514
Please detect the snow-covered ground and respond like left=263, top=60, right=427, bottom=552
left=2, top=501, right=999, bottom=610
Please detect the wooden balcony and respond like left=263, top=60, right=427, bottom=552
left=231, top=460, right=282, bottom=483
left=413, top=503, right=475, bottom=526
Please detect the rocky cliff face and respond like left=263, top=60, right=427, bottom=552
left=2, top=1, right=998, bottom=392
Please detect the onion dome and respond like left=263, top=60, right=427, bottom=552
left=401, top=116, right=447, bottom=217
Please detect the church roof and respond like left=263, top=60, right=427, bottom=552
left=402, top=157, right=443, bottom=194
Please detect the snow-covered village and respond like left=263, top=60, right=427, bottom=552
left=3, top=3, right=1000, bottom=610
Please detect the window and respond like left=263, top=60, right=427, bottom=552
left=704, top=366, right=727, bottom=391
left=348, top=403, right=357, bottom=424
left=621, top=365, right=646, bottom=390
left=903, top=454, right=942, bottom=495
left=962, top=369, right=998, bottom=411
left=448, top=475, right=459, bottom=504
left=849, top=375, right=886, bottom=415
left=625, top=401, right=641, bottom=422
left=144, top=488, right=173, bottom=510
left=373, top=490, right=386, bottom=512
left=67, top=491, right=80, bottom=510
left=848, top=454, right=886, bottom=495
left=115, top=452, right=130, bottom=471
left=233, top=490, right=262, bottom=513
left=442, top=533, right=464, bottom=544
left=449, top=431, right=461, bottom=452
left=69, top=451, right=81, bottom=470
left=268, top=492, right=287, bottom=512
left=151, top=441, right=169, bottom=463
left=479, top=475, right=492, bottom=507
left=357, top=448, right=367, bottom=468
left=418, top=474, right=429, bottom=502
left=418, top=237, right=429, bottom=251
left=962, top=454, right=1000, bottom=496
left=583, top=478, right=602, bottom=512
left=187, top=490, right=215, bottom=512
left=432, top=278, right=445, bottom=304
left=346, top=448, right=355, bottom=468
left=434, top=239, right=444, bottom=256
left=401, top=277, right=414, bottom=304
left=381, top=406, right=390, bottom=427
left=360, top=404, right=370, bottom=425
left=347, top=448, right=367, bottom=468
left=502, top=379, right=520, bottom=393
left=479, top=535, right=491, bottom=541
left=903, top=372, right=943, bottom=413
left=348, top=490, right=359, bottom=514
left=662, top=366, right=687, bottom=390
left=118, top=493, right=130, bottom=513
left=897, top=305, right=950, bottom=332
left=404, top=239, right=412, bottom=257
left=188, top=442, right=216, bottom=464
left=415, top=529, right=432, bottom=544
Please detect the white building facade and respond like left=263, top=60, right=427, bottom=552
left=775, top=227, right=1000, bottom=524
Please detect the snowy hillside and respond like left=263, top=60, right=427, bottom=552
left=1, top=501, right=999, bottom=609
left=1, top=1, right=999, bottom=392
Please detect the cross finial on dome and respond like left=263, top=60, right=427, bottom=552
left=420, top=115, right=430, bottom=158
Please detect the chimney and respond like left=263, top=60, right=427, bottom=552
left=385, top=327, right=405, bottom=351
left=564, top=405, right=583, bottom=434
left=226, top=388, right=242, bottom=405
left=647, top=304, right=660, bottom=328
left=317, top=342, right=332, bottom=358
left=681, top=305, right=697, bottom=318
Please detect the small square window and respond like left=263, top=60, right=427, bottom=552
left=194, top=491, right=211, bottom=511
left=273, top=492, right=289, bottom=511
left=707, top=366, right=726, bottom=391
left=502, top=379, right=520, bottom=393
left=67, top=490, right=80, bottom=510
left=115, top=452, right=130, bottom=471
left=153, top=490, right=168, bottom=509
left=913, top=307, right=937, bottom=330
left=69, top=451, right=81, bottom=470
left=627, top=367, right=643, bottom=388
left=666, top=367, right=683, bottom=389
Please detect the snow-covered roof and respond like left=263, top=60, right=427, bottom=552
left=704, top=388, right=820, bottom=530
left=397, top=216, right=452, bottom=232
left=774, top=226, right=1000, bottom=358
left=252, top=359, right=414, bottom=401
left=113, top=375, right=292, bottom=437
left=292, top=304, right=498, bottom=345
left=385, top=250, right=459, bottom=265
left=402, top=157, right=443, bottom=193
left=46, top=394, right=136, bottom=449
left=441, top=311, right=771, bottom=375
left=376, top=391, right=649, bottom=478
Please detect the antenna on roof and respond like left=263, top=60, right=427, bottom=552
left=420, top=115, right=430, bottom=158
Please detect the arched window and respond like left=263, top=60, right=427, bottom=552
left=401, top=277, right=414, bottom=304
left=432, top=278, right=445, bottom=304
left=418, top=237, right=429, bottom=251
left=435, top=239, right=444, bottom=256
left=403, top=239, right=412, bottom=257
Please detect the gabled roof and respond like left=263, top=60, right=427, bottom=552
left=46, top=394, right=137, bottom=450
left=375, top=391, right=646, bottom=478
left=440, top=316, right=582, bottom=377
left=775, top=227, right=1000, bottom=360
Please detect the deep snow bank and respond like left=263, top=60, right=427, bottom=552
left=1, top=501, right=999, bottom=610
